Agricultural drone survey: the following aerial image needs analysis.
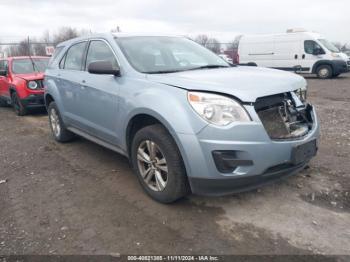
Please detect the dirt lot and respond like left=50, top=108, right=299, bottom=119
left=0, top=73, right=349, bottom=257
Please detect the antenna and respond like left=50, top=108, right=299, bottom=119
left=27, top=36, right=38, bottom=72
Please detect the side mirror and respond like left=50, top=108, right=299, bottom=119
left=88, top=61, right=120, bottom=76
left=0, top=69, right=7, bottom=76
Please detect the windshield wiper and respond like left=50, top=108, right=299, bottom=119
left=143, top=69, right=185, bottom=74
left=186, top=65, right=230, bottom=71
left=143, top=65, right=231, bottom=74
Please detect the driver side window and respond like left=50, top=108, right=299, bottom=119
left=85, top=40, right=119, bottom=71
left=304, top=40, right=324, bottom=55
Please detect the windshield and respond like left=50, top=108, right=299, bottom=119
left=12, top=58, right=49, bottom=74
left=115, top=36, right=229, bottom=73
left=318, top=39, right=340, bottom=53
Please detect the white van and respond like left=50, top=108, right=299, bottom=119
left=238, top=29, right=350, bottom=79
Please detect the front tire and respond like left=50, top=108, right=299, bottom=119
left=48, top=102, right=75, bottom=142
left=0, top=98, right=7, bottom=107
left=11, top=92, right=27, bottom=116
left=316, top=65, right=333, bottom=79
left=131, top=124, right=190, bottom=203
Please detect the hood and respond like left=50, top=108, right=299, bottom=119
left=146, top=66, right=306, bottom=102
left=14, top=72, right=44, bottom=81
left=338, top=52, right=349, bottom=61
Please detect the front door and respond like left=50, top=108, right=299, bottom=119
left=300, top=40, right=326, bottom=73
left=77, top=40, right=121, bottom=145
left=0, top=60, right=10, bottom=100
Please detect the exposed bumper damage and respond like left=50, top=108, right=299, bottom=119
left=255, top=92, right=313, bottom=140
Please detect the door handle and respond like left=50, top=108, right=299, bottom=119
left=302, top=54, right=305, bottom=59
left=294, top=54, right=298, bottom=59
left=82, top=80, right=86, bottom=84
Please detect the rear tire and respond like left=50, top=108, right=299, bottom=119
left=48, top=101, right=75, bottom=142
left=131, top=124, right=190, bottom=203
left=11, top=92, right=27, bottom=116
left=316, top=65, right=333, bottom=79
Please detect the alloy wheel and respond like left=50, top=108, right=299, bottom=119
left=319, top=68, right=330, bottom=78
left=50, top=108, right=61, bottom=137
left=137, top=140, right=168, bottom=192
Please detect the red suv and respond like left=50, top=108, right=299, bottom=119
left=0, top=56, right=49, bottom=115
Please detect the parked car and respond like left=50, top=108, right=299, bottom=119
left=44, top=34, right=319, bottom=203
left=238, top=29, right=350, bottom=79
left=218, top=54, right=233, bottom=64
left=0, top=56, right=49, bottom=115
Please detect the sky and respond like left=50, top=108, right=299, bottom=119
left=0, top=0, right=349, bottom=44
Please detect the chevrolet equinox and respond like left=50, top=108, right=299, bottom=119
left=44, top=33, right=320, bottom=203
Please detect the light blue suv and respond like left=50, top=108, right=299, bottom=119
left=44, top=33, right=319, bottom=203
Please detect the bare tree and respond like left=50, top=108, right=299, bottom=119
left=6, top=39, right=31, bottom=56
left=2, top=26, right=91, bottom=57
left=194, top=34, right=221, bottom=53
left=333, top=42, right=348, bottom=52
left=194, top=34, right=209, bottom=46
left=206, top=38, right=221, bottom=54
left=52, top=27, right=79, bottom=46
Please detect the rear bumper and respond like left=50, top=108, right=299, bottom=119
left=20, top=94, right=45, bottom=108
left=189, top=161, right=308, bottom=196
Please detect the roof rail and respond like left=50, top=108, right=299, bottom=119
left=286, top=28, right=307, bottom=33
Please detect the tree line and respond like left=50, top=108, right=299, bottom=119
left=0, top=27, right=89, bottom=57
left=0, top=27, right=348, bottom=57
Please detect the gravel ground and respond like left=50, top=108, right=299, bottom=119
left=0, top=73, right=349, bottom=257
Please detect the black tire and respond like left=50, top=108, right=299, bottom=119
left=247, top=62, right=257, bottom=67
left=131, top=124, right=190, bottom=203
left=0, top=98, right=7, bottom=107
left=11, top=92, right=27, bottom=116
left=48, top=101, right=75, bottom=142
left=316, top=65, right=333, bottom=79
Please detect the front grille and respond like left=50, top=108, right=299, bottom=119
left=255, top=93, right=313, bottom=140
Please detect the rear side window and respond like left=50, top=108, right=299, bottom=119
left=85, top=40, right=119, bottom=70
left=304, top=40, right=324, bottom=55
left=63, top=42, right=87, bottom=71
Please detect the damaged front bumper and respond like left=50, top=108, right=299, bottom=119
left=178, top=92, right=320, bottom=196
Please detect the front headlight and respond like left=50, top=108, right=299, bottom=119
left=295, top=86, right=307, bottom=102
left=187, top=92, right=251, bottom=126
left=331, top=53, right=341, bottom=58
left=27, top=81, right=38, bottom=90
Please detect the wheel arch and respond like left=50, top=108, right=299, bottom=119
left=125, top=111, right=179, bottom=158
left=312, top=60, right=334, bottom=74
left=9, top=85, right=17, bottom=95
left=44, top=93, right=55, bottom=109
left=124, top=111, right=193, bottom=181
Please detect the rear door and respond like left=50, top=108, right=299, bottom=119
left=56, top=41, right=88, bottom=128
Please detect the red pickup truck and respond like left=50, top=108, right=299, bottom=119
left=0, top=56, right=49, bottom=115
